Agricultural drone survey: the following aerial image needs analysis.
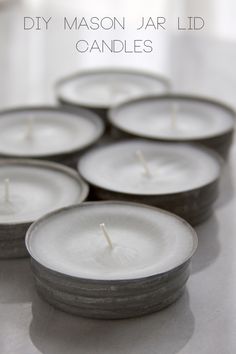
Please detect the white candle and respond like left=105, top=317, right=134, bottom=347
left=109, top=96, right=235, bottom=140
left=56, top=69, right=169, bottom=109
left=4, top=178, right=10, bottom=203
left=171, top=102, right=179, bottom=130
left=24, top=116, right=34, bottom=140
left=26, top=202, right=197, bottom=281
left=78, top=140, right=221, bottom=195
left=0, top=107, right=104, bottom=158
left=0, top=160, right=88, bottom=224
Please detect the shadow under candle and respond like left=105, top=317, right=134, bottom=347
left=192, top=215, right=220, bottom=274
left=29, top=289, right=195, bottom=354
left=215, top=160, right=235, bottom=209
left=0, top=258, right=35, bottom=304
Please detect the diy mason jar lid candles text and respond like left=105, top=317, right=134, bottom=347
left=24, top=16, right=205, bottom=31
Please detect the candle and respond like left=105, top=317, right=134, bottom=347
left=26, top=201, right=198, bottom=319
left=0, top=159, right=89, bottom=259
left=108, top=94, right=236, bottom=158
left=78, top=140, right=222, bottom=225
left=0, top=106, right=104, bottom=167
left=56, top=69, right=170, bottom=120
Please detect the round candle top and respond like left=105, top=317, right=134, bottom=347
left=26, top=202, right=197, bottom=280
left=0, top=107, right=104, bottom=157
left=109, top=96, right=235, bottom=140
left=0, top=160, right=88, bottom=224
left=78, top=140, right=221, bottom=195
left=56, top=69, right=169, bottom=109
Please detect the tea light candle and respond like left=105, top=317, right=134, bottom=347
left=78, top=140, right=222, bottom=225
left=108, top=95, right=236, bottom=158
left=0, top=159, right=89, bottom=258
left=0, top=106, right=104, bottom=167
left=56, top=69, right=170, bottom=120
left=26, top=201, right=198, bottom=319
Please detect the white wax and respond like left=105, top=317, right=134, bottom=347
left=57, top=70, right=168, bottom=108
left=0, top=161, right=87, bottom=224
left=26, top=202, right=197, bottom=280
left=78, top=140, right=221, bottom=195
left=109, top=98, right=235, bottom=139
left=0, top=109, right=103, bottom=157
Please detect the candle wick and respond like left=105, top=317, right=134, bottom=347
left=99, top=223, right=113, bottom=249
left=24, top=116, right=34, bottom=140
left=4, top=178, right=10, bottom=203
left=171, top=103, right=178, bottom=129
left=136, top=150, right=151, bottom=177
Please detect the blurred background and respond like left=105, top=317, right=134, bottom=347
left=0, top=0, right=235, bottom=108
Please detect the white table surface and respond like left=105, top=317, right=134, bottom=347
left=0, top=1, right=236, bottom=354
